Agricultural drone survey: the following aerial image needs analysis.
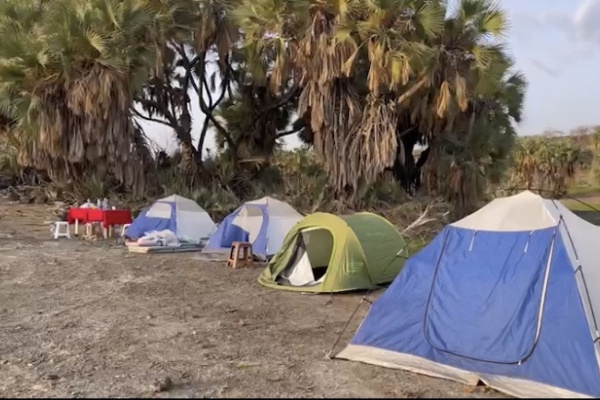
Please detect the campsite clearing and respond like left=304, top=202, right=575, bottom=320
left=0, top=202, right=503, bottom=398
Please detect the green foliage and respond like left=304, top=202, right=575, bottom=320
left=0, top=134, right=21, bottom=179
left=0, top=0, right=171, bottom=193
left=149, top=146, right=415, bottom=225
left=590, top=129, right=600, bottom=185
left=507, top=133, right=595, bottom=197
left=0, top=0, right=558, bottom=221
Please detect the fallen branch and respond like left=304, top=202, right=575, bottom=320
left=402, top=204, right=433, bottom=234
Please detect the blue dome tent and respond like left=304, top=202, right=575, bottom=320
left=203, top=196, right=302, bottom=260
left=126, top=195, right=216, bottom=243
left=337, top=191, right=600, bottom=398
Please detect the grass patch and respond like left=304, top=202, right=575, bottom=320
left=568, top=184, right=600, bottom=197
left=562, top=199, right=600, bottom=226
left=561, top=199, right=600, bottom=212
left=406, top=237, right=429, bottom=255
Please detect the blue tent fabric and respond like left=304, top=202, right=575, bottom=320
left=126, top=195, right=216, bottom=242
left=219, top=217, right=251, bottom=245
left=204, top=205, right=267, bottom=254
left=202, top=197, right=302, bottom=259
left=127, top=204, right=175, bottom=239
left=337, top=191, right=600, bottom=398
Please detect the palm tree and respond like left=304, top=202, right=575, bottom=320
left=0, top=0, right=528, bottom=211
left=0, top=111, right=12, bottom=133
left=430, top=64, right=527, bottom=213
left=0, top=0, right=166, bottom=195
left=234, top=0, right=442, bottom=197
left=510, top=136, right=586, bottom=197
left=233, top=0, right=525, bottom=209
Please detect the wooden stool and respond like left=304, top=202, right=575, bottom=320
left=83, top=222, right=103, bottom=240
left=84, top=222, right=95, bottom=238
left=227, top=241, right=253, bottom=269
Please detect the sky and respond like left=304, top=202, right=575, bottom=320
left=506, top=0, right=600, bottom=135
left=139, top=0, right=600, bottom=154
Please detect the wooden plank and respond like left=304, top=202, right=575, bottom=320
left=128, top=244, right=202, bottom=254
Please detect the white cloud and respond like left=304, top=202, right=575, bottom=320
left=506, top=1, right=600, bottom=75
left=573, top=0, right=600, bottom=43
left=511, top=1, right=600, bottom=46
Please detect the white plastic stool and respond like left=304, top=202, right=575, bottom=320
left=52, top=221, right=71, bottom=239
left=121, top=223, right=131, bottom=237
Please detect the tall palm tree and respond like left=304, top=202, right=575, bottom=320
left=436, top=68, right=526, bottom=213
left=233, top=0, right=524, bottom=208
left=0, top=0, right=166, bottom=194
left=234, top=0, right=444, bottom=197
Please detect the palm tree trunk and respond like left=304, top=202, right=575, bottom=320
left=176, top=110, right=199, bottom=181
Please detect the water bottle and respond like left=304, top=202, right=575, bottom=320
left=102, top=198, right=109, bottom=210
left=96, top=198, right=102, bottom=209
left=86, top=198, right=91, bottom=208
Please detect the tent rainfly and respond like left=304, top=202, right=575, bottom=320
left=126, top=195, right=216, bottom=243
left=337, top=190, right=600, bottom=398
left=259, top=212, right=409, bottom=293
left=202, top=196, right=302, bottom=259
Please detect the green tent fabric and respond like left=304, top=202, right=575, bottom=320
left=258, top=212, right=409, bottom=293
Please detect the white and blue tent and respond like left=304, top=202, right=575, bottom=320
left=126, top=195, right=216, bottom=243
left=203, top=196, right=302, bottom=259
left=337, top=191, right=600, bottom=398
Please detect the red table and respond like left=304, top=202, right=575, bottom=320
left=67, top=208, right=133, bottom=236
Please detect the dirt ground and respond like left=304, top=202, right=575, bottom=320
left=0, top=203, right=504, bottom=398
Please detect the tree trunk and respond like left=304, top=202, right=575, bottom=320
left=175, top=110, right=199, bottom=183
left=180, top=142, right=197, bottom=172
left=390, top=127, right=422, bottom=195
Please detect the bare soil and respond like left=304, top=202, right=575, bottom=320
left=0, top=203, right=503, bottom=398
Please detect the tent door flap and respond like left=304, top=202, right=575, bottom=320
left=423, top=228, right=556, bottom=364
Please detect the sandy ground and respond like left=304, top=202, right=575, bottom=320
left=0, top=203, right=504, bottom=398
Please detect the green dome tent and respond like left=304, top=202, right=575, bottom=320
left=258, top=212, right=409, bottom=293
